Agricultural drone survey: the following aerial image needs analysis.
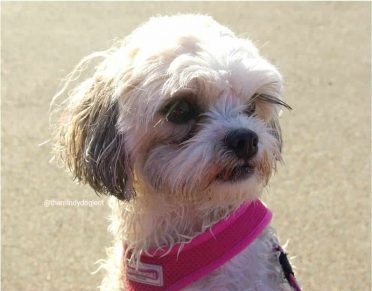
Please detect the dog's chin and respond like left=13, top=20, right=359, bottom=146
left=216, top=163, right=255, bottom=183
left=204, top=167, right=261, bottom=206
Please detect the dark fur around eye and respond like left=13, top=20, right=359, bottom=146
left=244, top=102, right=256, bottom=116
left=160, top=95, right=200, bottom=124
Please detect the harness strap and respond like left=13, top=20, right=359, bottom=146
left=123, top=200, right=272, bottom=291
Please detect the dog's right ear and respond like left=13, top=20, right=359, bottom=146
left=52, top=62, right=135, bottom=201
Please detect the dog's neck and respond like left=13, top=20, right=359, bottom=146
left=109, top=187, right=259, bottom=260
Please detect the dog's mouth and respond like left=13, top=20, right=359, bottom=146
left=216, top=162, right=255, bottom=182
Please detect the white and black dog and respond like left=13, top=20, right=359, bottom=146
left=52, top=14, right=299, bottom=291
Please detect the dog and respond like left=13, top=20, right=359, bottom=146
left=52, top=14, right=300, bottom=291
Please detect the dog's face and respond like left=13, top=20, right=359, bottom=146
left=54, top=15, right=290, bottom=205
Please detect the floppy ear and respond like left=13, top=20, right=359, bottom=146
left=253, top=93, right=291, bottom=158
left=269, top=116, right=283, bottom=156
left=54, top=75, right=135, bottom=201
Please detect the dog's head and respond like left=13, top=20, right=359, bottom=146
left=53, top=14, right=290, bottom=205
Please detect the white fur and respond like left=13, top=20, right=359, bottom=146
left=53, top=14, right=296, bottom=291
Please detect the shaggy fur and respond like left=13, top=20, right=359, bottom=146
left=52, top=14, right=295, bottom=290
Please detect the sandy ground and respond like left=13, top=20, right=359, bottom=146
left=1, top=2, right=370, bottom=291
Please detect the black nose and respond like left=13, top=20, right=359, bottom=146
left=225, top=129, right=259, bottom=160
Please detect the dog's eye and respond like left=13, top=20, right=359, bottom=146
left=244, top=102, right=256, bottom=116
left=164, top=99, right=197, bottom=124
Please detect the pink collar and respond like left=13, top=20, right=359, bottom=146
left=123, top=200, right=272, bottom=291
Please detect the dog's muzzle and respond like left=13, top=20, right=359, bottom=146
left=216, top=128, right=258, bottom=182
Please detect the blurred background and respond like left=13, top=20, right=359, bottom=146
left=1, top=2, right=370, bottom=290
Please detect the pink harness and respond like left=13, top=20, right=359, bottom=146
left=123, top=200, right=300, bottom=291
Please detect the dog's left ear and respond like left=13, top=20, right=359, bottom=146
left=54, top=74, right=135, bottom=201
left=269, top=116, right=283, bottom=155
